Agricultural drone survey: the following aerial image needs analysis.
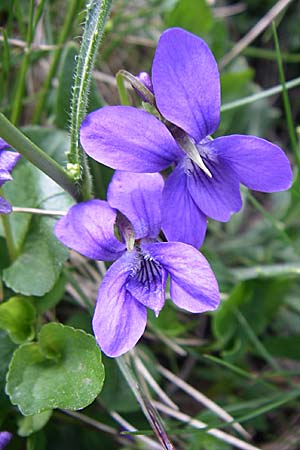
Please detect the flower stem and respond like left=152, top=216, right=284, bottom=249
left=68, top=0, right=112, bottom=200
left=0, top=113, right=80, bottom=201
left=10, top=0, right=35, bottom=125
left=32, top=0, right=80, bottom=124
left=12, top=207, right=66, bottom=216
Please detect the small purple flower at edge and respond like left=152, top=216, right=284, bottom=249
left=0, top=138, right=20, bottom=214
left=80, top=27, right=293, bottom=249
left=55, top=171, right=219, bottom=357
left=0, top=431, right=13, bottom=450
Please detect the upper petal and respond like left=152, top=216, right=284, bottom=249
left=143, top=242, right=219, bottom=313
left=108, top=171, right=164, bottom=239
left=162, top=163, right=207, bottom=248
left=54, top=200, right=126, bottom=261
left=152, top=27, right=220, bottom=143
left=187, top=150, right=242, bottom=221
left=80, top=106, right=183, bottom=172
left=213, top=135, right=293, bottom=192
left=92, top=253, right=147, bottom=357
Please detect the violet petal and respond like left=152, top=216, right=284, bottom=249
left=54, top=200, right=126, bottom=261
left=108, top=171, right=164, bottom=239
left=0, top=432, right=12, bottom=450
left=143, top=242, right=220, bottom=313
left=213, top=135, right=293, bottom=192
left=0, top=196, right=12, bottom=215
left=93, top=252, right=147, bottom=357
left=80, top=106, right=183, bottom=172
left=186, top=151, right=242, bottom=221
left=162, top=163, right=207, bottom=248
left=0, top=138, right=9, bottom=151
left=0, top=169, right=12, bottom=187
left=152, top=27, right=220, bottom=143
left=0, top=150, right=21, bottom=174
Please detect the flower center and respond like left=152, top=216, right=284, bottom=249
left=130, top=250, right=162, bottom=288
left=176, top=134, right=212, bottom=178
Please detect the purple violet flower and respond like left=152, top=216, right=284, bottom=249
left=80, top=27, right=293, bottom=248
left=55, top=171, right=219, bottom=357
left=0, top=431, right=12, bottom=450
left=0, top=138, right=20, bottom=214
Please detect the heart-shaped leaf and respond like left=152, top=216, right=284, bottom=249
left=6, top=323, right=105, bottom=415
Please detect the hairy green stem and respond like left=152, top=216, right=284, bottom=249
left=32, top=0, right=80, bottom=123
left=68, top=0, right=112, bottom=200
left=10, top=0, right=35, bottom=125
left=0, top=113, right=79, bottom=201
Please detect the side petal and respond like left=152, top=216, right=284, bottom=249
left=152, top=27, right=220, bottom=143
left=213, top=135, right=293, bottom=192
left=187, top=153, right=242, bottom=221
left=0, top=196, right=12, bottom=214
left=54, top=200, right=125, bottom=261
left=162, top=163, right=207, bottom=248
left=108, top=171, right=164, bottom=239
left=80, top=106, right=183, bottom=172
left=93, top=253, right=147, bottom=357
left=144, top=242, right=220, bottom=313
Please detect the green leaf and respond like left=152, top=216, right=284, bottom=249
left=2, top=127, right=73, bottom=296
left=32, top=274, right=66, bottom=314
left=6, top=323, right=105, bottom=415
left=18, top=410, right=52, bottom=437
left=0, top=330, right=17, bottom=406
left=0, top=296, right=36, bottom=344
